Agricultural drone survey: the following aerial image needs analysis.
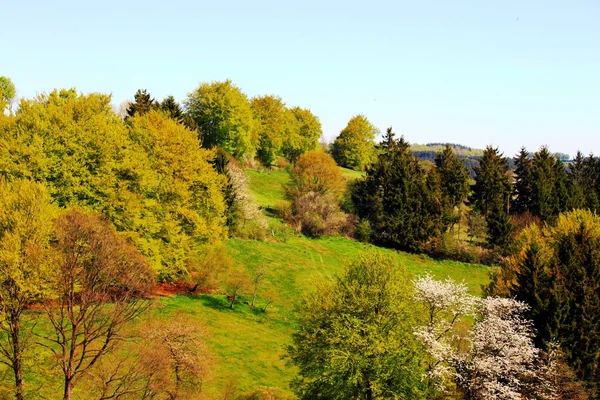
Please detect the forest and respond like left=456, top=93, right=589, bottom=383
left=0, top=75, right=598, bottom=399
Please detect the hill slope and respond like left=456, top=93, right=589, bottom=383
left=156, top=168, right=489, bottom=398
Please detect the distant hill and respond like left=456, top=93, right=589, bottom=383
left=411, top=143, right=485, bottom=177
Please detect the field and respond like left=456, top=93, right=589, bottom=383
left=155, top=167, right=489, bottom=398
left=12, top=167, right=489, bottom=399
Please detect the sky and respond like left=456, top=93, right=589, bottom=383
left=2, top=0, right=599, bottom=157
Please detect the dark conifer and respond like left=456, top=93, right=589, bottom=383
left=126, top=89, right=157, bottom=119
left=512, top=147, right=533, bottom=214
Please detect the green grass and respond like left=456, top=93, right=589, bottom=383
left=159, top=235, right=488, bottom=398
left=151, top=168, right=488, bottom=398
left=7, top=167, right=489, bottom=399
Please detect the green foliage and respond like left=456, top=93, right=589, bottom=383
left=186, top=80, right=256, bottom=159
left=282, top=107, right=322, bottom=163
left=496, top=210, right=600, bottom=394
left=0, top=179, right=56, bottom=400
left=126, top=89, right=158, bottom=119
left=0, top=90, right=227, bottom=280
left=159, top=95, right=184, bottom=122
left=126, top=110, right=227, bottom=278
left=0, top=77, right=16, bottom=112
left=251, top=95, right=288, bottom=168
left=352, top=128, right=443, bottom=252
left=330, top=114, right=378, bottom=171
left=434, top=144, right=470, bottom=230
left=512, top=147, right=534, bottom=215
left=287, top=251, right=434, bottom=399
left=471, top=146, right=512, bottom=248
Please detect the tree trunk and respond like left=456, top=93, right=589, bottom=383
left=251, top=288, right=257, bottom=308
left=63, top=378, right=73, bottom=400
left=10, top=313, right=23, bottom=400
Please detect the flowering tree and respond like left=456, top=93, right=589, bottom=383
left=413, top=274, right=477, bottom=390
left=414, top=275, right=556, bottom=399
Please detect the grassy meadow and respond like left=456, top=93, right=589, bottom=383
left=152, top=167, right=489, bottom=398
left=12, top=167, right=489, bottom=399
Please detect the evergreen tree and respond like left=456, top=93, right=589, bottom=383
left=352, top=128, right=443, bottom=252
left=160, top=95, right=183, bottom=122
left=502, top=210, right=600, bottom=394
left=471, top=146, right=512, bottom=248
left=126, top=89, right=157, bottom=119
left=531, top=147, right=557, bottom=222
left=553, top=159, right=570, bottom=215
left=512, top=147, right=534, bottom=214
left=581, top=154, right=600, bottom=212
left=434, top=145, right=470, bottom=231
left=567, top=151, right=587, bottom=210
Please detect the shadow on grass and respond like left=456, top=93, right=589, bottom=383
left=197, top=294, right=230, bottom=310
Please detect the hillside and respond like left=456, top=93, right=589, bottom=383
left=152, top=167, right=490, bottom=398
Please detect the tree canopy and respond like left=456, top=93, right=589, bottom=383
left=331, top=114, right=378, bottom=171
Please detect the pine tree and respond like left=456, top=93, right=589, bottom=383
left=531, top=147, right=557, bottom=222
left=512, top=147, right=533, bottom=214
left=160, top=95, right=183, bottom=122
left=567, top=151, right=587, bottom=210
left=434, top=145, right=470, bottom=231
left=471, top=146, right=512, bottom=248
left=126, top=89, right=157, bottom=119
left=352, top=128, right=443, bottom=252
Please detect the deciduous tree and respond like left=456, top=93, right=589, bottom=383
left=0, top=179, right=56, bottom=400
left=40, top=208, right=154, bottom=400
left=331, top=115, right=378, bottom=171
left=185, top=80, right=256, bottom=159
left=287, top=251, right=433, bottom=399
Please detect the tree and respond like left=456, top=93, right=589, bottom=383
left=413, top=274, right=477, bottom=392
left=455, top=298, right=552, bottom=400
left=126, top=89, right=158, bottom=119
left=331, top=115, right=378, bottom=171
left=531, top=147, right=558, bottom=222
left=138, top=313, right=213, bottom=399
left=282, top=107, right=322, bottom=162
left=40, top=208, right=154, bottom=400
left=250, top=264, right=266, bottom=308
left=0, top=76, right=16, bottom=113
left=251, top=95, right=288, bottom=168
left=160, top=95, right=184, bottom=122
left=285, top=151, right=350, bottom=237
left=287, top=251, right=434, bottom=400
left=126, top=110, right=228, bottom=279
left=434, top=145, right=471, bottom=231
left=512, top=147, right=534, bottom=215
left=492, top=209, right=600, bottom=394
left=185, top=80, right=256, bottom=159
left=471, top=146, right=512, bottom=248
left=352, top=128, right=443, bottom=252
left=0, top=179, right=56, bottom=400
left=286, top=150, right=346, bottom=197
left=224, top=270, right=251, bottom=309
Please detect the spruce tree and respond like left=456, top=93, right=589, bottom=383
left=352, top=128, right=443, bottom=252
left=567, top=151, right=587, bottom=210
left=512, top=147, right=533, bottom=214
left=126, top=89, right=157, bottom=119
left=160, top=95, right=183, bottom=122
left=531, top=147, right=557, bottom=222
left=434, top=145, right=470, bottom=231
left=471, top=146, right=512, bottom=248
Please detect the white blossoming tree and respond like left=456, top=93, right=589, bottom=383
left=413, top=274, right=478, bottom=390
left=414, top=275, right=556, bottom=400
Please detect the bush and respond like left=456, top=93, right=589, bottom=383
left=289, top=192, right=354, bottom=237
left=355, top=219, right=372, bottom=242
left=189, top=244, right=233, bottom=294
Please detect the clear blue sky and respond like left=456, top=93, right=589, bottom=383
left=3, top=0, right=599, bottom=157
